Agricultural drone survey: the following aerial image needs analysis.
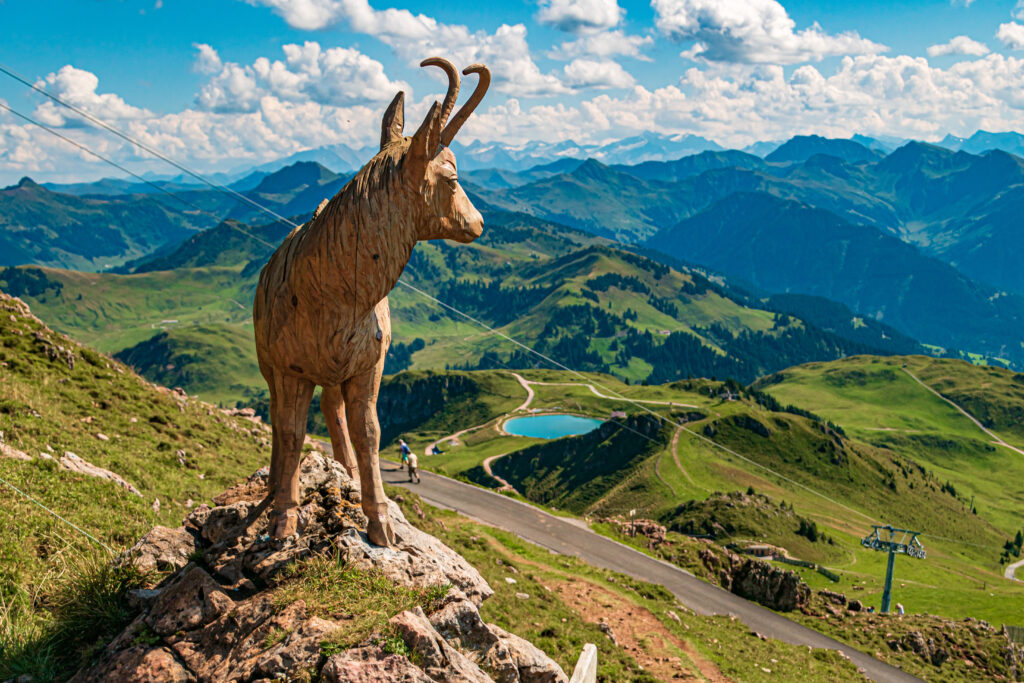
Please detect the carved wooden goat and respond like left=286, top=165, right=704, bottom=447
left=253, top=57, right=490, bottom=544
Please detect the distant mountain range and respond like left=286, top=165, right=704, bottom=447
left=37, top=128, right=1024, bottom=195
left=230, top=128, right=1024, bottom=175
left=7, top=129, right=1024, bottom=367
left=0, top=177, right=215, bottom=271
left=648, top=192, right=1024, bottom=362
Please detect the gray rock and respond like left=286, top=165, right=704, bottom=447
left=60, top=451, right=141, bottom=497
left=121, top=525, right=198, bottom=574
left=322, top=646, right=434, bottom=682
left=146, top=566, right=234, bottom=636
left=224, top=614, right=338, bottom=681
left=201, top=501, right=260, bottom=545
left=69, top=646, right=195, bottom=683
left=390, top=606, right=493, bottom=682
left=488, top=624, right=568, bottom=683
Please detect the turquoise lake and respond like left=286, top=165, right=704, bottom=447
left=503, top=414, right=603, bottom=439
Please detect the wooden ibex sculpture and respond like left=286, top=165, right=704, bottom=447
left=254, top=57, right=490, bottom=545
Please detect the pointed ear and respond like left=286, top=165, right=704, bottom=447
left=380, top=91, right=405, bottom=150
left=406, top=100, right=441, bottom=175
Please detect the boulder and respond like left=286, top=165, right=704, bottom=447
left=698, top=545, right=809, bottom=611
left=730, top=558, right=809, bottom=612
left=427, top=589, right=567, bottom=683
left=488, top=624, right=568, bottom=683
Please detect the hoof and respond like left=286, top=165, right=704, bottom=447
left=367, top=515, right=396, bottom=547
left=272, top=508, right=300, bottom=539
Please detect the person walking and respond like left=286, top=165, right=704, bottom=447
left=398, top=438, right=411, bottom=468
left=407, top=450, right=420, bottom=484
left=896, top=603, right=905, bottom=616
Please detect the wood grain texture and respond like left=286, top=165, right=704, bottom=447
left=253, top=60, right=490, bottom=544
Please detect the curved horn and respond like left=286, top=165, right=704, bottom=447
left=441, top=64, right=490, bottom=147
left=419, top=57, right=460, bottom=130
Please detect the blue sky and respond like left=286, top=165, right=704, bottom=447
left=3, top=0, right=1024, bottom=183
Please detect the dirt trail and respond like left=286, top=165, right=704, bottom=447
left=510, top=372, right=535, bottom=412
left=670, top=426, right=697, bottom=487
left=552, top=580, right=732, bottom=682
left=902, top=367, right=1024, bottom=457
left=526, top=379, right=698, bottom=407
left=481, top=451, right=517, bottom=493
left=1006, top=557, right=1024, bottom=582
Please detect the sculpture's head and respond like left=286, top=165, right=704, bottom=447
left=379, top=58, right=489, bottom=244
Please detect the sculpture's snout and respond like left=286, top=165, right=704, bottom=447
left=440, top=208, right=483, bottom=243
left=458, top=209, right=483, bottom=243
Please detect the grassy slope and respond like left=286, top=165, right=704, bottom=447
left=756, top=355, right=1024, bottom=536
left=0, top=290, right=281, bottom=674
left=0, top=292, right=271, bottom=586
left=112, top=323, right=263, bottom=405
left=0, top=180, right=212, bottom=272
left=602, top=522, right=1022, bottom=682
left=0, top=265, right=255, bottom=354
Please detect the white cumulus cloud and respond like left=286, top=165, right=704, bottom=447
left=33, top=65, right=152, bottom=127
left=245, top=0, right=568, bottom=96
left=997, top=22, right=1024, bottom=50
left=536, top=0, right=623, bottom=34
left=652, top=0, right=887, bottom=64
left=241, top=0, right=345, bottom=30
left=563, top=58, right=635, bottom=88
left=192, top=43, right=224, bottom=74
left=548, top=30, right=653, bottom=60
left=926, top=35, right=989, bottom=57
left=194, top=42, right=408, bottom=113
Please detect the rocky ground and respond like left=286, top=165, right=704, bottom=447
left=71, top=453, right=568, bottom=682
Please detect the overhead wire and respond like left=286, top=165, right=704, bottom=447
left=0, top=61, right=298, bottom=227
left=0, top=475, right=115, bottom=553
left=0, top=101, right=285, bottom=253
left=2, top=64, right=1007, bottom=551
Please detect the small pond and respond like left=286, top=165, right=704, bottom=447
left=503, top=414, right=604, bottom=439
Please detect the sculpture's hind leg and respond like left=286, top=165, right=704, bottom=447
left=261, top=362, right=282, bottom=500
left=321, top=385, right=357, bottom=478
left=343, top=362, right=395, bottom=547
left=269, top=370, right=316, bottom=538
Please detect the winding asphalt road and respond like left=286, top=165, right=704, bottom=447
left=378, top=461, right=920, bottom=682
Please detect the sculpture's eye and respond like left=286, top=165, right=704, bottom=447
left=446, top=176, right=459, bottom=189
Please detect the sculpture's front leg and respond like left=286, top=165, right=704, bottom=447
left=269, top=371, right=316, bottom=538
left=344, top=364, right=395, bottom=547
left=322, top=385, right=358, bottom=478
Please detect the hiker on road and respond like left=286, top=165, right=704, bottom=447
left=407, top=451, right=420, bottom=484
left=398, top=438, right=411, bottom=465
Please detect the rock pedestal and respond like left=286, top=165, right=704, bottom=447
left=73, top=454, right=566, bottom=682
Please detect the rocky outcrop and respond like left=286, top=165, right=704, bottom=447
left=60, top=450, right=142, bottom=496
left=597, top=517, right=667, bottom=547
left=74, top=453, right=565, bottom=682
left=698, top=546, right=809, bottom=612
